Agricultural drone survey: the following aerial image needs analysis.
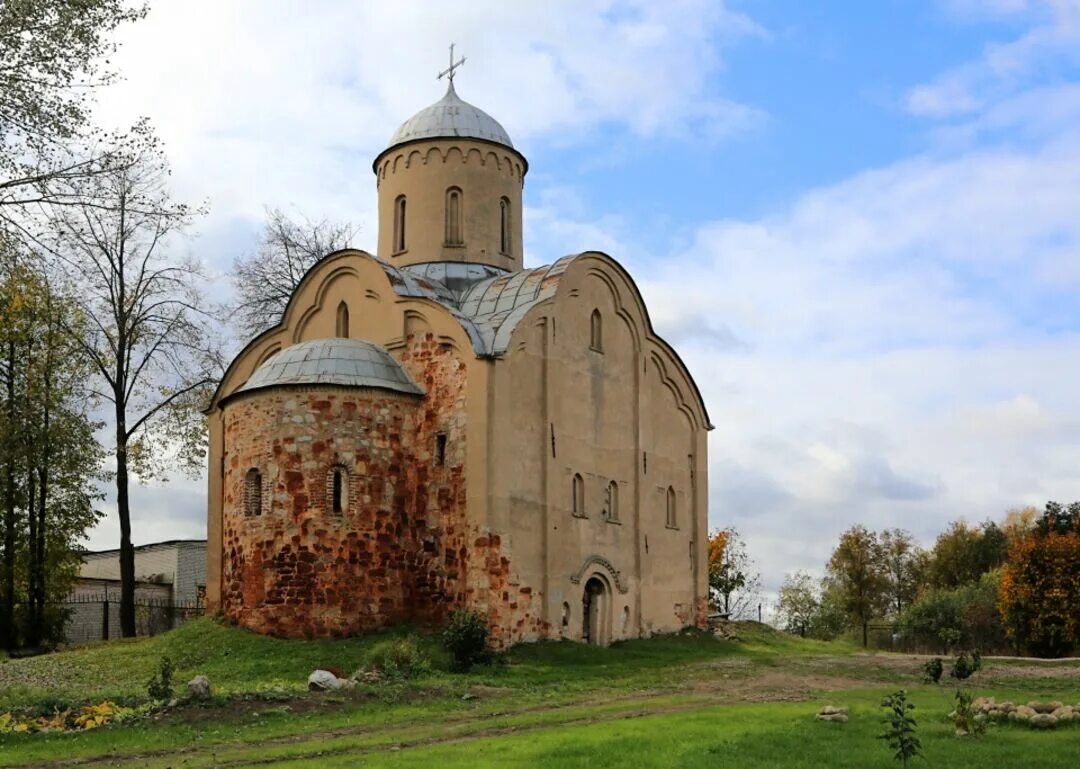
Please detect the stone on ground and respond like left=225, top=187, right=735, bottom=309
left=308, top=669, right=345, bottom=691
left=186, top=675, right=211, bottom=699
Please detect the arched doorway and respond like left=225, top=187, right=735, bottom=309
left=582, top=576, right=609, bottom=645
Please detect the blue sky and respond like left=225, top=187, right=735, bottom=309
left=86, top=0, right=1080, bottom=609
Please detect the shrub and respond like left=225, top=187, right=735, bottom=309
left=950, top=650, right=981, bottom=681
left=362, top=636, right=432, bottom=680
left=922, top=657, right=943, bottom=684
left=146, top=656, right=173, bottom=701
left=898, top=574, right=1007, bottom=653
left=442, top=609, right=490, bottom=672
left=878, top=690, right=921, bottom=769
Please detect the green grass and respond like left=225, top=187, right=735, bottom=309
left=0, top=619, right=447, bottom=710
left=0, top=619, right=1077, bottom=768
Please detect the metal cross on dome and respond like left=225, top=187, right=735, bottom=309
left=437, top=43, right=466, bottom=84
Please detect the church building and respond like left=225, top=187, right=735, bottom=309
left=204, top=68, right=712, bottom=647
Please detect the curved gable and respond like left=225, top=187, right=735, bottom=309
left=209, top=249, right=478, bottom=409
left=506, top=251, right=713, bottom=432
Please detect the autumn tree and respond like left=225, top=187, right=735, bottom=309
left=230, top=207, right=358, bottom=337
left=774, top=571, right=819, bottom=636
left=0, top=0, right=147, bottom=231
left=999, top=501, right=1080, bottom=657
left=827, top=524, right=889, bottom=647
left=707, top=528, right=761, bottom=619
left=46, top=142, right=220, bottom=638
left=1002, top=506, right=1038, bottom=545
left=879, top=528, right=927, bottom=617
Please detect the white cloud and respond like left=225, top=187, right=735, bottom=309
left=908, top=1, right=1080, bottom=118
left=625, top=100, right=1080, bottom=587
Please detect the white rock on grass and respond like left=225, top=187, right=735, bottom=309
left=1029, top=713, right=1058, bottom=730
left=187, top=675, right=211, bottom=699
left=815, top=706, right=849, bottom=722
left=308, top=669, right=345, bottom=691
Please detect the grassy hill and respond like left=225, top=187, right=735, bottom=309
left=1, top=619, right=1077, bottom=769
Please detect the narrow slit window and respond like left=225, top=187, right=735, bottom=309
left=572, top=473, right=585, bottom=516
left=394, top=195, right=407, bottom=253
left=245, top=469, right=262, bottom=517
left=499, top=197, right=511, bottom=254
left=590, top=309, right=603, bottom=352
left=666, top=486, right=677, bottom=528
left=445, top=188, right=463, bottom=245
left=329, top=466, right=348, bottom=514
left=332, top=470, right=343, bottom=513
left=435, top=433, right=447, bottom=466
left=336, top=301, right=349, bottom=338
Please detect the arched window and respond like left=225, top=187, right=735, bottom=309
left=666, top=486, right=677, bottom=528
left=572, top=473, right=585, bottom=516
left=394, top=195, right=407, bottom=253
left=590, top=309, right=603, bottom=352
left=499, top=197, right=511, bottom=254
left=445, top=187, right=463, bottom=245
left=329, top=466, right=348, bottom=514
left=336, top=301, right=349, bottom=338
left=605, top=480, right=619, bottom=522
left=244, top=468, right=262, bottom=517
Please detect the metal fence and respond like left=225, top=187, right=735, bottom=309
left=59, top=595, right=205, bottom=645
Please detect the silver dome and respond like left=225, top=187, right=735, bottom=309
left=387, top=82, right=513, bottom=150
left=237, top=339, right=424, bottom=397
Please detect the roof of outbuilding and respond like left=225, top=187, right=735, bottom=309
left=235, top=338, right=424, bottom=397
left=387, top=82, right=514, bottom=151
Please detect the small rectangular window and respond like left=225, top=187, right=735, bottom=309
left=435, top=433, right=447, bottom=466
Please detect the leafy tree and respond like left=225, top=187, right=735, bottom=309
left=897, top=572, right=1006, bottom=654
left=774, top=571, right=819, bottom=636
left=827, top=524, right=889, bottom=647
left=230, top=207, right=357, bottom=337
left=879, top=528, right=927, bottom=617
left=998, top=501, right=1080, bottom=657
left=1002, top=505, right=1038, bottom=545
left=45, top=142, right=221, bottom=637
left=0, top=246, right=103, bottom=649
left=707, top=528, right=761, bottom=619
left=0, top=0, right=147, bottom=230
left=1034, top=501, right=1080, bottom=536
left=807, top=578, right=850, bottom=640
left=926, top=519, right=1005, bottom=590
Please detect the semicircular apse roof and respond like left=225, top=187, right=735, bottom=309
left=236, top=338, right=424, bottom=397
left=387, top=82, right=514, bottom=150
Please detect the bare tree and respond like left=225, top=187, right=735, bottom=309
left=0, top=1, right=147, bottom=230
left=231, top=207, right=357, bottom=337
left=47, top=141, right=220, bottom=638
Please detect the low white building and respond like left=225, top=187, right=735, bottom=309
left=64, top=540, right=207, bottom=644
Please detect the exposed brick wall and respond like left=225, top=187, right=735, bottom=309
left=218, top=334, right=519, bottom=639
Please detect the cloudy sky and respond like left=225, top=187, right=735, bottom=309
left=84, top=0, right=1080, bottom=602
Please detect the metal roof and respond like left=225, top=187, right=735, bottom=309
left=236, top=339, right=424, bottom=397
left=387, top=82, right=514, bottom=150
left=402, top=262, right=508, bottom=303
left=456, top=256, right=576, bottom=355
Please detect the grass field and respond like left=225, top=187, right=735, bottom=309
left=1, top=619, right=1078, bottom=768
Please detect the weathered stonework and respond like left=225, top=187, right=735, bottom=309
left=219, top=335, right=503, bottom=638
